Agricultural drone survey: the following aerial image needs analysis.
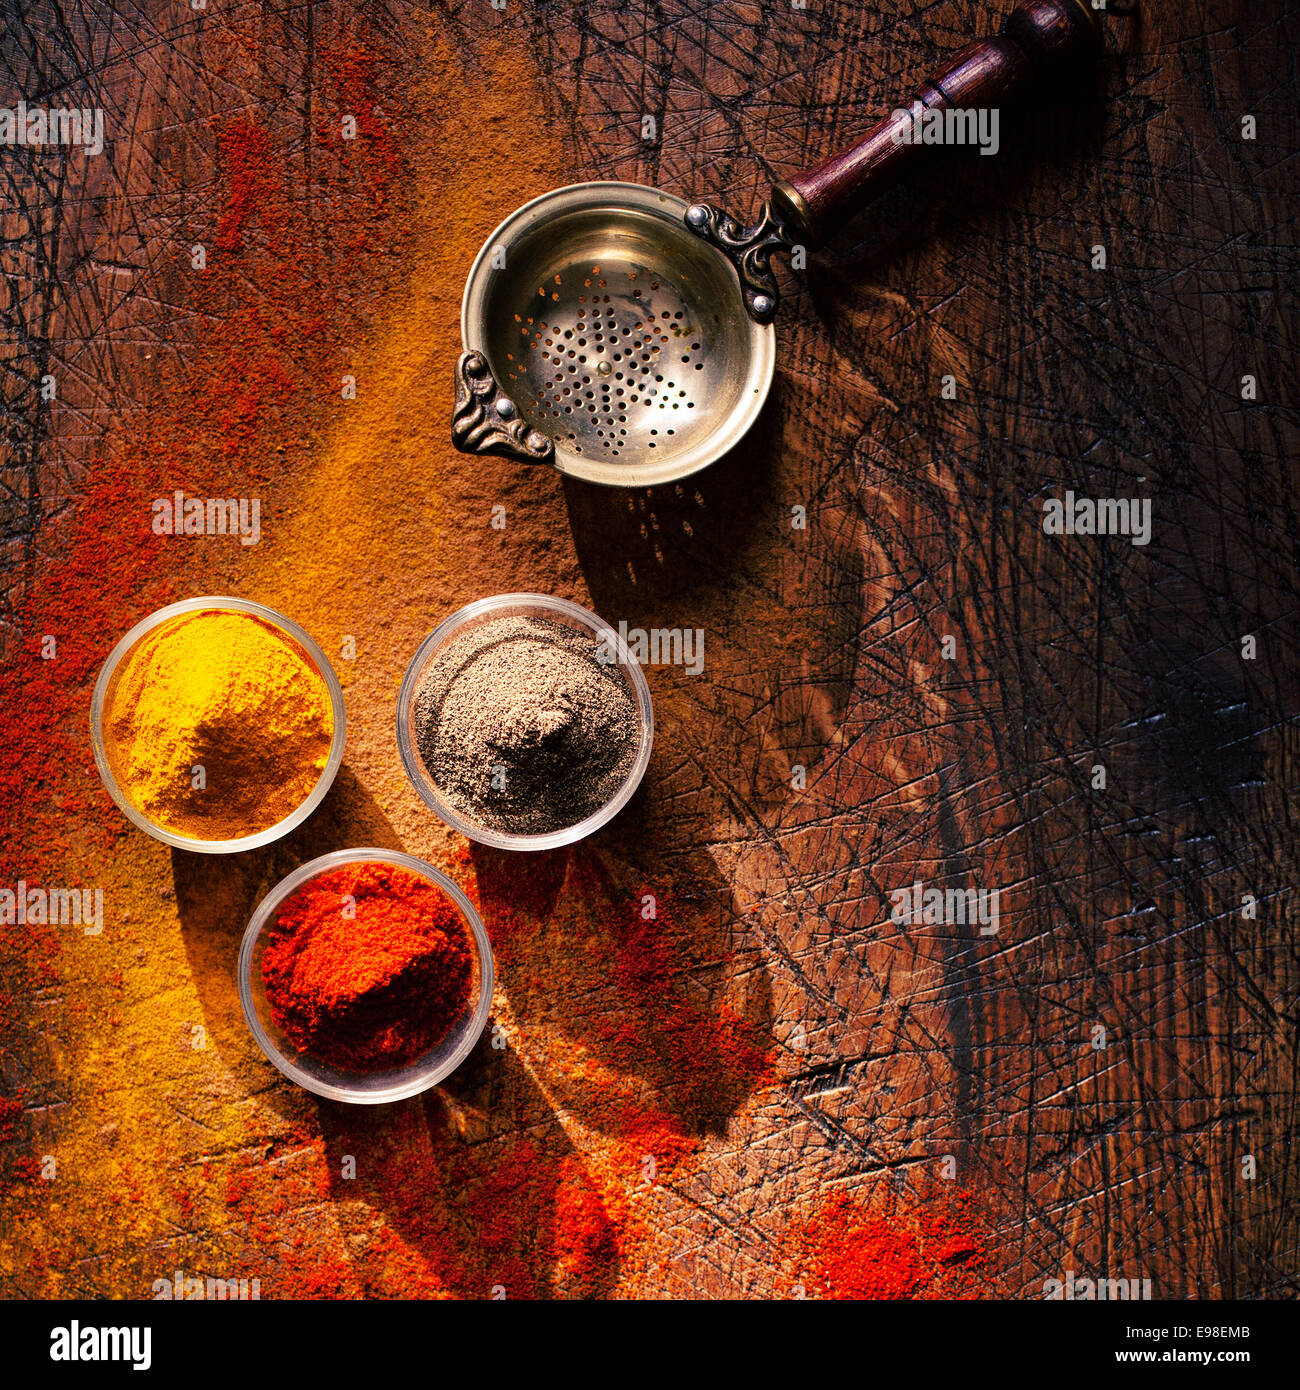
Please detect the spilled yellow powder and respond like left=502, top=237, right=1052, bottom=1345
left=103, top=609, right=334, bottom=841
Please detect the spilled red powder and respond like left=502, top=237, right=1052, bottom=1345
left=262, top=862, right=473, bottom=1071
left=215, top=121, right=290, bottom=254
left=0, top=1096, right=24, bottom=1142
left=790, top=1184, right=989, bottom=1300
left=324, top=1119, right=624, bottom=1300
left=480, top=855, right=775, bottom=1181
left=9, top=1156, right=43, bottom=1186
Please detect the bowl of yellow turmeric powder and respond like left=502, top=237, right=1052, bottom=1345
left=91, top=597, right=345, bottom=852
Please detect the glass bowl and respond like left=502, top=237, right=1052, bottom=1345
left=396, top=592, right=654, bottom=851
left=90, top=596, right=346, bottom=854
left=238, top=848, right=494, bottom=1104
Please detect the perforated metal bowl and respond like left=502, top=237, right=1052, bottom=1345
left=459, top=183, right=775, bottom=488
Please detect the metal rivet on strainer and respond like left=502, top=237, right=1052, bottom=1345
left=451, top=0, right=1105, bottom=488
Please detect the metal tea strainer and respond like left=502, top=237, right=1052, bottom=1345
left=452, top=0, right=1116, bottom=488
left=456, top=182, right=773, bottom=488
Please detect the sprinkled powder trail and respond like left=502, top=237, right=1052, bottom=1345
left=0, top=18, right=431, bottom=1291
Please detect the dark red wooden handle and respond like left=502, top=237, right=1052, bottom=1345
left=772, top=0, right=1101, bottom=247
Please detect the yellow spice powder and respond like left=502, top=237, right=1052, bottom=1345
left=103, top=609, right=334, bottom=841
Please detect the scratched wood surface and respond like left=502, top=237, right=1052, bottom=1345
left=2, top=0, right=1297, bottom=1298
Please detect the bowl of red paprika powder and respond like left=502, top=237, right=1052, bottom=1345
left=238, top=849, right=494, bottom=1103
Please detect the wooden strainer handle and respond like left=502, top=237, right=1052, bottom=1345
left=773, top=0, right=1103, bottom=247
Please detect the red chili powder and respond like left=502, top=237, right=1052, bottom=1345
left=261, top=862, right=473, bottom=1072
left=791, top=1185, right=988, bottom=1300
left=480, top=858, right=774, bottom=1181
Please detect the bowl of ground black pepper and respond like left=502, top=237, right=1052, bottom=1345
left=238, top=849, right=493, bottom=1103
left=396, top=593, right=654, bottom=850
left=90, top=596, right=346, bottom=853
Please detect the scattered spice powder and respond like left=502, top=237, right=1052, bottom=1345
left=102, top=609, right=334, bottom=841
left=479, top=860, right=775, bottom=1178
left=0, top=14, right=440, bottom=1287
left=790, top=1184, right=989, bottom=1300
left=414, top=614, right=640, bottom=836
left=0, top=16, right=789, bottom=1299
left=261, top=861, right=473, bottom=1071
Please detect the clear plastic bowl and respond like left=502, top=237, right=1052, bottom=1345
left=238, top=848, right=494, bottom=1104
left=396, top=592, right=654, bottom=851
left=90, top=595, right=346, bottom=854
